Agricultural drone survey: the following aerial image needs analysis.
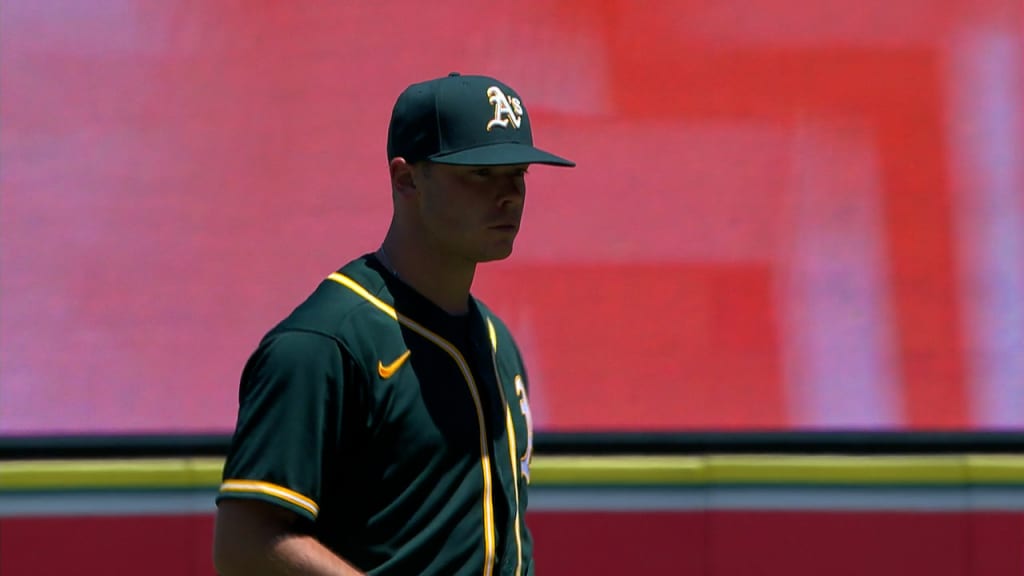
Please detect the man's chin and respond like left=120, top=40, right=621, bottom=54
left=476, top=245, right=515, bottom=263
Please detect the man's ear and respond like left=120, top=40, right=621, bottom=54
left=390, top=157, right=416, bottom=197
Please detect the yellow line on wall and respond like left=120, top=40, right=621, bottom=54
left=532, top=456, right=708, bottom=485
left=0, top=458, right=224, bottom=491
left=966, top=455, right=1024, bottom=483
left=705, top=455, right=970, bottom=484
left=2, top=455, right=1024, bottom=491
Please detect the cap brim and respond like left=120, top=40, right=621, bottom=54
left=429, top=143, right=575, bottom=167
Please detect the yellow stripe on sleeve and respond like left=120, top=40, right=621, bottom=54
left=486, top=318, right=498, bottom=352
left=219, top=479, right=319, bottom=518
left=327, top=273, right=397, bottom=320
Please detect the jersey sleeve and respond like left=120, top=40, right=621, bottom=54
left=217, top=330, right=347, bottom=522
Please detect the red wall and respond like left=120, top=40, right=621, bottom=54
left=3, top=511, right=1022, bottom=575
left=3, top=0, right=1023, bottom=435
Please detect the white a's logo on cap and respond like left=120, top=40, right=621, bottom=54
left=486, top=86, right=523, bottom=131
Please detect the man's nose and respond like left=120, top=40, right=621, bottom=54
left=496, top=176, right=525, bottom=204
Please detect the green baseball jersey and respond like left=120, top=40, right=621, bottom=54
left=218, top=254, right=536, bottom=576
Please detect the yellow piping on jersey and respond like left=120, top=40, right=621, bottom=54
left=489, top=318, right=523, bottom=576
left=328, top=272, right=497, bottom=576
left=487, top=318, right=498, bottom=351
left=504, top=405, right=523, bottom=576
left=219, top=479, right=319, bottom=518
left=327, top=273, right=398, bottom=320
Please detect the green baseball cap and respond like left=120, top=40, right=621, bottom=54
left=387, top=72, right=575, bottom=167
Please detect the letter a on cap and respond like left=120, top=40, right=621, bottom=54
left=486, top=86, right=523, bottom=131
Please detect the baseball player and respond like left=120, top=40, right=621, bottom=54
left=213, top=73, right=574, bottom=575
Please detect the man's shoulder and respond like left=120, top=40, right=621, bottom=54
left=472, top=298, right=522, bottom=357
left=473, top=298, right=510, bottom=332
left=270, top=254, right=398, bottom=342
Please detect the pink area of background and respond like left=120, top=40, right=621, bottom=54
left=1, top=0, right=1021, bottom=433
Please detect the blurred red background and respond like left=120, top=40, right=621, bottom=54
left=2, top=0, right=1022, bottom=434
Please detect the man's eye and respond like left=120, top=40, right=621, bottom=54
left=472, top=169, right=492, bottom=177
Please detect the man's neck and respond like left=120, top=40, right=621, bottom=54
left=377, top=240, right=475, bottom=316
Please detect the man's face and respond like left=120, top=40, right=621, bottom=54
left=413, top=162, right=529, bottom=264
